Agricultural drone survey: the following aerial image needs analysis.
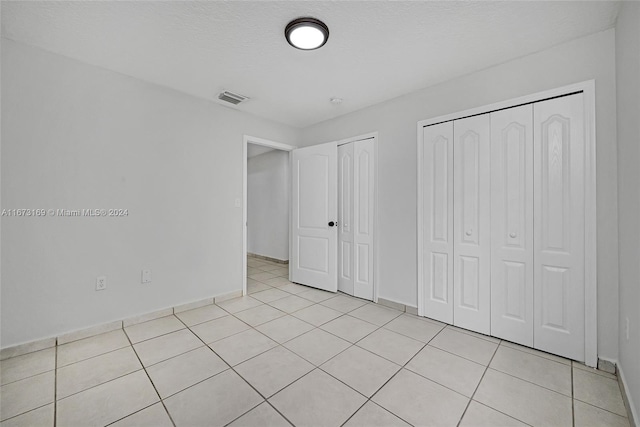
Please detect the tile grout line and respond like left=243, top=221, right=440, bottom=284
left=572, top=363, right=576, bottom=427
left=122, top=324, right=177, bottom=427
left=253, top=291, right=427, bottom=427
left=187, top=285, right=404, bottom=426
left=455, top=337, right=501, bottom=427
left=356, top=325, right=438, bottom=426
left=426, top=331, right=578, bottom=400
left=0, top=366, right=57, bottom=387
left=8, top=266, right=615, bottom=427
left=56, top=369, right=147, bottom=401
left=56, top=342, right=132, bottom=370
left=0, top=403, right=52, bottom=424
left=484, top=365, right=575, bottom=399
left=499, top=340, right=572, bottom=367
left=177, top=314, right=298, bottom=427
left=53, top=338, right=58, bottom=427
left=572, top=397, right=631, bottom=419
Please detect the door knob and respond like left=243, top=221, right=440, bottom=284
left=509, top=232, right=517, bottom=238
left=465, top=229, right=472, bottom=236
left=328, top=221, right=337, bottom=227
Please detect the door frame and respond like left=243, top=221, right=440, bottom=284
left=331, top=132, right=380, bottom=302
left=242, top=135, right=297, bottom=296
left=416, top=80, right=597, bottom=366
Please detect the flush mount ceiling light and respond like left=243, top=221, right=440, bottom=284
left=285, top=17, right=329, bottom=50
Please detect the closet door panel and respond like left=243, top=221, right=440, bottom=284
left=534, top=93, right=585, bottom=361
left=338, top=143, right=355, bottom=295
left=422, top=122, right=454, bottom=324
left=353, top=138, right=375, bottom=300
left=453, top=114, right=491, bottom=334
left=490, top=104, right=534, bottom=346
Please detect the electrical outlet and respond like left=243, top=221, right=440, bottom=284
left=626, top=317, right=630, bottom=341
left=96, top=276, right=107, bottom=291
left=142, top=269, right=152, bottom=284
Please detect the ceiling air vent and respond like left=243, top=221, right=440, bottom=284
left=218, top=91, right=249, bottom=105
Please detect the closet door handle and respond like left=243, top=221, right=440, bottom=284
left=465, top=229, right=473, bottom=236
left=509, top=232, right=517, bottom=238
left=328, top=221, right=338, bottom=227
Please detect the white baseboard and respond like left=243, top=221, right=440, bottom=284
left=0, top=288, right=244, bottom=357
left=173, top=297, right=215, bottom=314
left=247, top=253, right=289, bottom=264
left=58, top=320, right=123, bottom=345
left=214, top=289, right=243, bottom=303
left=618, top=362, right=639, bottom=427
left=123, top=307, right=174, bottom=327
left=377, top=297, right=405, bottom=311
left=597, top=356, right=617, bottom=374
left=0, top=337, right=57, bottom=361
left=376, top=297, right=419, bottom=316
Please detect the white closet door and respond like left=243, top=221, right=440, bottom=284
left=490, top=105, right=534, bottom=345
left=453, top=114, right=491, bottom=334
left=291, top=142, right=338, bottom=293
left=353, top=138, right=375, bottom=300
left=533, top=94, right=585, bottom=361
left=338, top=143, right=355, bottom=295
left=422, top=122, right=454, bottom=324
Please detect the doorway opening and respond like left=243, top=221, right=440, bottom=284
left=242, top=136, right=297, bottom=296
left=242, top=133, right=379, bottom=303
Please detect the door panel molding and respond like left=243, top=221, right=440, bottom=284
left=453, top=114, right=491, bottom=334
left=490, top=104, right=534, bottom=347
left=420, top=122, right=454, bottom=324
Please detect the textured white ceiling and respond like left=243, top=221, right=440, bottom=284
left=1, top=1, right=620, bottom=128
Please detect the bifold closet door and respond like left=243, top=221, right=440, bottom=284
left=353, top=139, right=375, bottom=300
left=453, top=114, right=491, bottom=334
left=490, top=104, right=534, bottom=346
left=533, top=93, right=585, bottom=361
left=338, top=143, right=355, bottom=296
left=422, top=122, right=454, bottom=324
left=338, top=139, right=375, bottom=300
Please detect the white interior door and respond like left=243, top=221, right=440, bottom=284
left=422, top=122, right=454, bottom=324
left=291, top=142, right=338, bottom=292
left=353, top=138, right=375, bottom=300
left=338, top=143, right=355, bottom=295
left=533, top=93, right=585, bottom=361
left=453, top=114, right=491, bottom=334
left=490, top=104, right=534, bottom=346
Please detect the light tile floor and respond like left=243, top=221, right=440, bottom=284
left=0, top=257, right=631, bottom=426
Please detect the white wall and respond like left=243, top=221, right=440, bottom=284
left=0, top=39, right=299, bottom=347
left=247, top=149, right=289, bottom=261
left=301, top=29, right=620, bottom=360
left=615, top=1, right=640, bottom=420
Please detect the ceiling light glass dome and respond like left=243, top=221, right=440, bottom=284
left=285, top=17, right=329, bottom=50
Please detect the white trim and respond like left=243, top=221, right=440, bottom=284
left=417, top=80, right=590, bottom=128
left=618, top=362, right=639, bottom=426
left=416, top=80, right=597, bottom=364
left=582, top=81, right=598, bottom=368
left=242, top=135, right=296, bottom=297
left=417, top=122, right=425, bottom=317
left=1, top=290, right=243, bottom=357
